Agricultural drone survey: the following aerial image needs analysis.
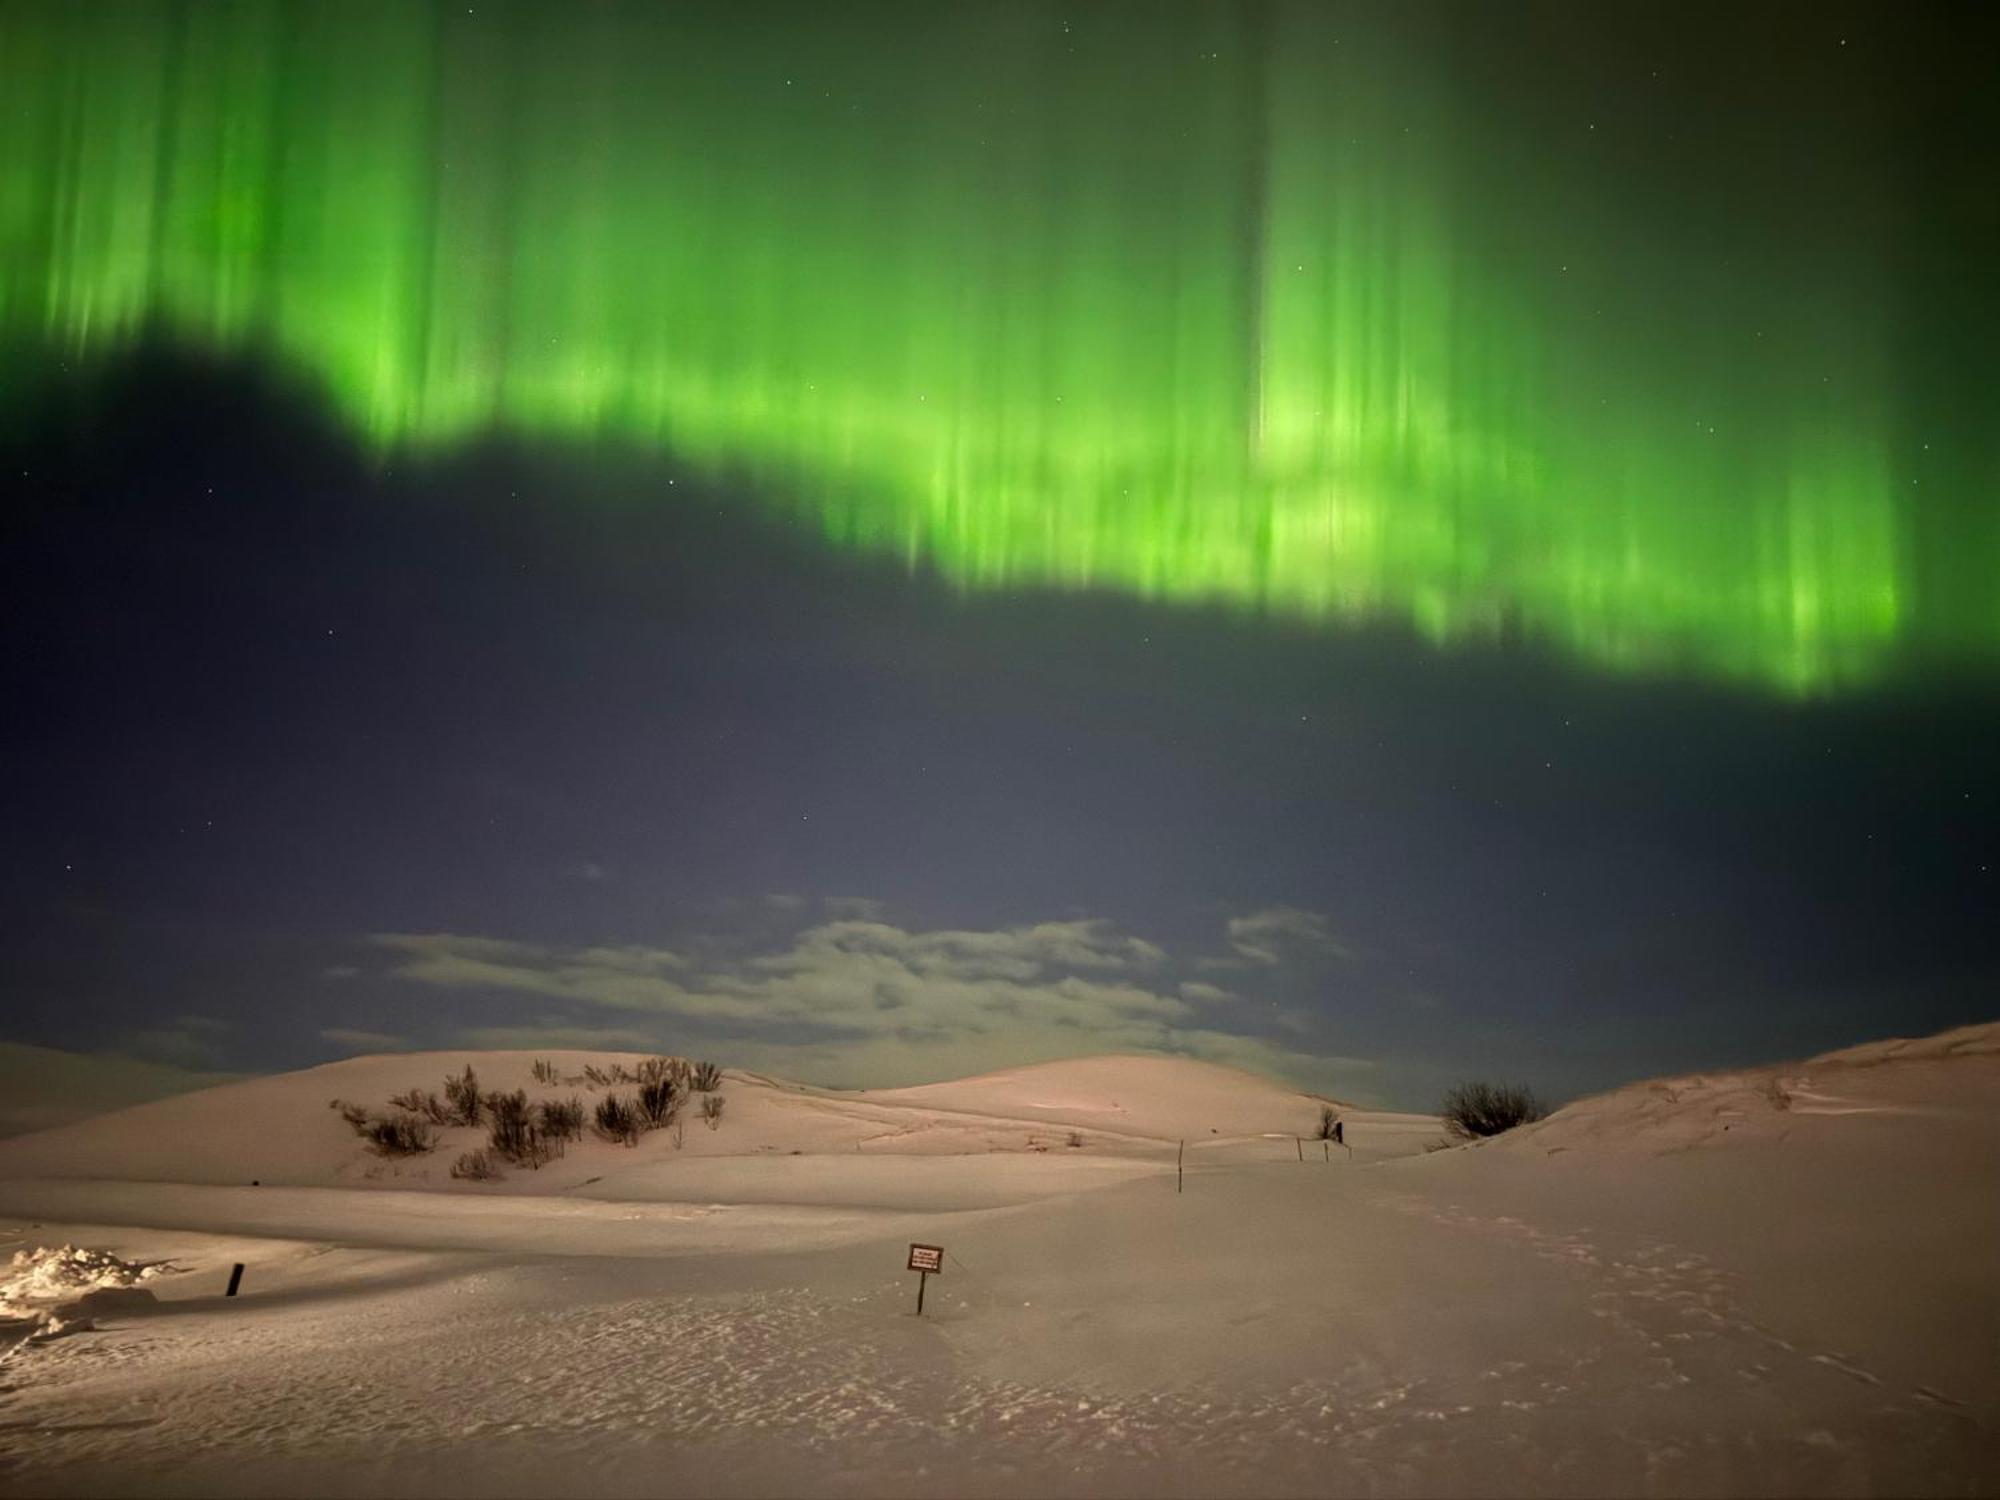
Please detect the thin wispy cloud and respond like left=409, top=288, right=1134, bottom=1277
left=1225, top=906, right=1349, bottom=965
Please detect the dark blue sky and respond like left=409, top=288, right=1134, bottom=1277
left=2, top=355, right=1993, bottom=1110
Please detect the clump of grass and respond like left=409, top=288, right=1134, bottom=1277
left=531, top=1058, right=560, bottom=1086
left=1065, top=1130, right=1083, bottom=1148
left=451, top=1148, right=502, bottom=1181
left=444, top=1065, right=483, bottom=1127
left=594, top=1092, right=642, bottom=1145
left=1440, top=1081, right=1548, bottom=1141
left=691, top=1061, right=721, bottom=1092
left=701, top=1094, right=726, bottom=1130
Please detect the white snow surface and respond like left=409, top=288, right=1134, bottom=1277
left=0, top=1035, right=1994, bottom=1496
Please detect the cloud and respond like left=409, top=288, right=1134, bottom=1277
left=454, top=1023, right=666, bottom=1052
left=1225, top=906, right=1349, bottom=965
left=369, top=909, right=1374, bottom=1091
left=319, top=1027, right=406, bottom=1054
left=121, top=1014, right=230, bottom=1071
left=822, top=896, right=886, bottom=921
left=1179, top=981, right=1236, bottom=1004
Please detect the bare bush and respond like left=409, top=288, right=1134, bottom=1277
left=362, top=1113, right=437, bottom=1156
left=691, top=1061, right=721, bottom=1092
left=330, top=1099, right=371, bottom=1133
left=1065, top=1129, right=1082, bottom=1148
left=538, top=1096, right=585, bottom=1142
left=594, top=1092, right=642, bottom=1145
left=637, top=1076, right=680, bottom=1129
left=389, top=1088, right=454, bottom=1125
left=701, top=1094, right=726, bottom=1130
left=531, top=1058, right=560, bottom=1086
left=636, top=1056, right=674, bottom=1087
left=1440, top=1081, right=1547, bottom=1141
left=451, top=1148, right=503, bottom=1181
left=444, top=1065, right=483, bottom=1127
left=485, top=1089, right=554, bottom=1168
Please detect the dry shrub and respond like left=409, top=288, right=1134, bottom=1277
left=538, top=1096, right=585, bottom=1142
left=637, top=1076, right=680, bottom=1129
left=691, top=1061, right=721, bottom=1092
left=1314, top=1105, right=1340, bottom=1140
left=484, top=1089, right=556, bottom=1168
left=701, top=1094, right=726, bottom=1130
left=531, top=1058, right=560, bottom=1086
left=389, top=1088, right=454, bottom=1125
left=594, top=1092, right=642, bottom=1145
left=362, top=1113, right=437, bottom=1156
left=451, top=1148, right=503, bottom=1181
left=444, top=1065, right=483, bottom=1127
left=1440, top=1081, right=1547, bottom=1141
left=330, top=1099, right=371, bottom=1132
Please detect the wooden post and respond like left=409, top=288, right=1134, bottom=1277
left=226, top=1263, right=245, bottom=1297
left=1177, top=1139, right=1184, bottom=1194
left=1296, top=1137, right=1303, bottom=1162
left=1323, top=1139, right=1329, bottom=1162
left=916, top=1270, right=928, bottom=1315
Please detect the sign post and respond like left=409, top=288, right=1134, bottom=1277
left=907, top=1242, right=943, bottom=1315
left=226, top=1263, right=245, bottom=1297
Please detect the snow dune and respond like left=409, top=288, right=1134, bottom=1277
left=0, top=1034, right=1994, bottom=1497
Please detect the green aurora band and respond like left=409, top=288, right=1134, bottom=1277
left=2, top=1, right=1989, bottom=693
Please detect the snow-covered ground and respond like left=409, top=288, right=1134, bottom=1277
left=0, top=1034, right=1993, bottom=1496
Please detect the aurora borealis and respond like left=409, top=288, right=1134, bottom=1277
left=4, top=0, right=1988, bottom=693
left=1, top=0, right=1996, bottom=1113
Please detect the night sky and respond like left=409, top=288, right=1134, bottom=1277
left=2, top=0, right=1995, bottom=1112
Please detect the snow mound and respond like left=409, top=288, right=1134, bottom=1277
left=1490, top=1019, right=2000, bottom=1157
left=1, top=1243, right=165, bottom=1314
left=861, top=1053, right=1351, bottom=1143
left=0, top=1244, right=169, bottom=1355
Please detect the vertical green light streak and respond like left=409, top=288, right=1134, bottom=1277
left=0, top=1, right=1973, bottom=692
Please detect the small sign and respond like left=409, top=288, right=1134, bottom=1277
left=907, top=1243, right=944, bottom=1274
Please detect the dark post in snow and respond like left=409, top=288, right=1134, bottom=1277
left=1295, top=1137, right=1303, bottom=1162
left=1177, top=1139, right=1184, bottom=1194
left=226, top=1263, right=245, bottom=1297
left=908, top=1242, right=943, bottom=1315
